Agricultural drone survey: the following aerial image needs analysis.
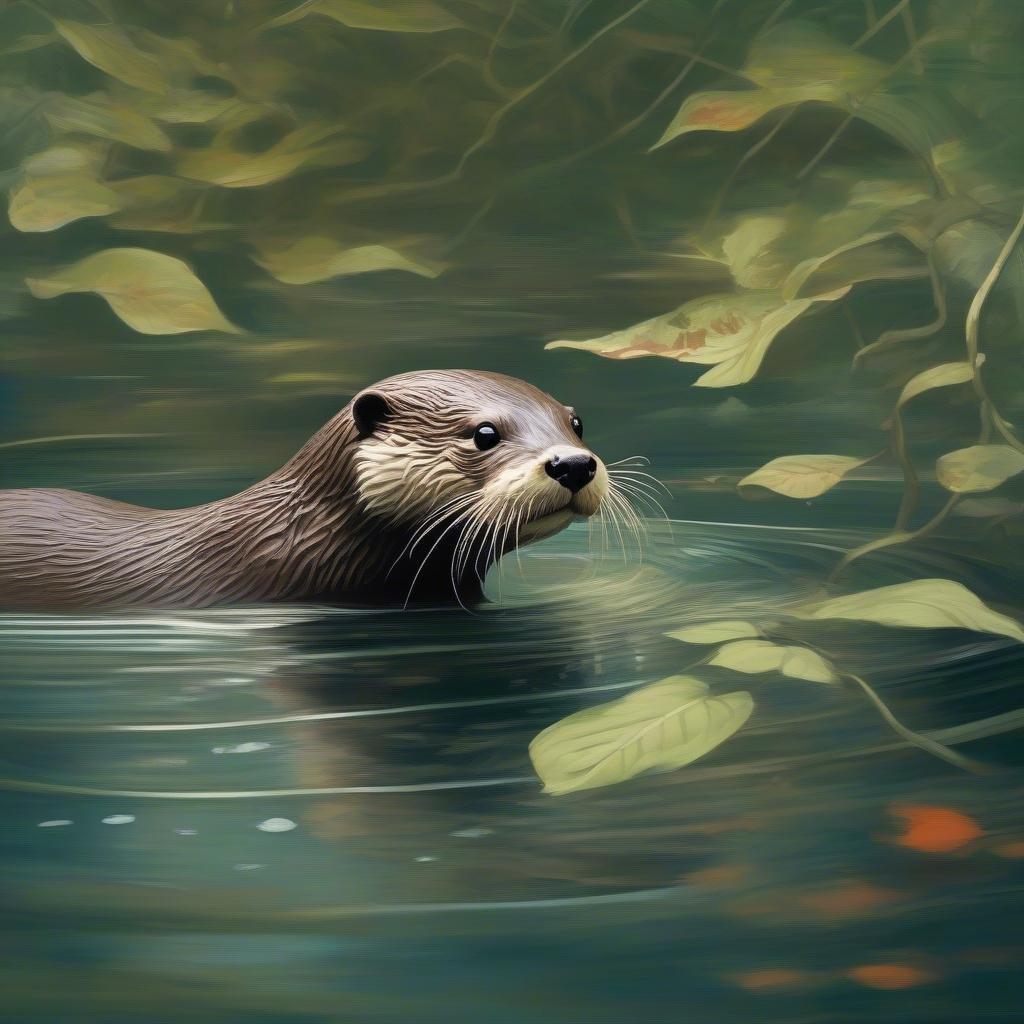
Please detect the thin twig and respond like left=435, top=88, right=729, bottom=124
left=853, top=253, right=946, bottom=366
left=845, top=674, right=988, bottom=773
left=966, top=203, right=1024, bottom=454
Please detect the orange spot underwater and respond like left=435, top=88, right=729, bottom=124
left=889, top=803, right=982, bottom=853
left=847, top=964, right=935, bottom=990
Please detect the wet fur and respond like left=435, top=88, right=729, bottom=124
left=0, top=370, right=608, bottom=609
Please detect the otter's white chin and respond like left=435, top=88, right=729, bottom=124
left=518, top=506, right=576, bottom=542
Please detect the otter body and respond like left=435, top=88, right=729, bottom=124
left=0, top=370, right=609, bottom=609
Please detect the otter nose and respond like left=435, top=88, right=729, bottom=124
left=545, top=453, right=597, bottom=493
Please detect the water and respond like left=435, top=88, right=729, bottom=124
left=3, top=512, right=1023, bottom=1022
left=3, top=0, right=1024, bottom=1017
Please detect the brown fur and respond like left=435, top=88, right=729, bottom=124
left=0, top=370, right=607, bottom=609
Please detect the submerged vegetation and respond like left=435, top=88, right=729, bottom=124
left=3, top=1, right=1024, bottom=790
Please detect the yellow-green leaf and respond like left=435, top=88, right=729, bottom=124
left=936, top=445, right=1024, bottom=493
left=665, top=621, right=761, bottom=644
left=529, top=676, right=753, bottom=795
left=268, top=0, right=461, bottom=33
left=897, top=362, right=974, bottom=408
left=798, top=579, right=1024, bottom=642
left=8, top=175, right=123, bottom=232
left=739, top=454, right=867, bottom=499
left=255, top=237, right=444, bottom=284
left=709, top=640, right=837, bottom=683
left=178, top=133, right=369, bottom=188
left=46, top=96, right=171, bottom=152
left=25, top=248, right=238, bottom=335
left=547, top=288, right=848, bottom=387
left=54, top=20, right=166, bottom=92
left=653, top=85, right=834, bottom=149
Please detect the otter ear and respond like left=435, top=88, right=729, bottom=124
left=352, top=391, right=391, bottom=438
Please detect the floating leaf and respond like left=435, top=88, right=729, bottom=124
left=178, top=130, right=369, bottom=188
left=547, top=288, right=848, bottom=387
left=739, top=454, right=867, bottom=499
left=897, top=362, right=974, bottom=408
left=798, top=579, right=1024, bottom=642
left=665, top=621, right=761, bottom=644
left=709, top=640, right=837, bottom=683
left=936, top=445, right=1024, bottom=493
left=256, top=237, right=443, bottom=284
left=26, top=248, right=238, bottom=335
left=54, top=20, right=166, bottom=93
left=953, top=497, right=1024, bottom=518
left=653, top=85, right=834, bottom=148
left=46, top=95, right=171, bottom=152
left=529, top=676, right=753, bottom=795
left=8, top=174, right=123, bottom=232
left=267, top=0, right=462, bottom=33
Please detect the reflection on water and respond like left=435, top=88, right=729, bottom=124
left=3, top=519, right=1022, bottom=1022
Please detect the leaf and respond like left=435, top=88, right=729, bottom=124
left=528, top=676, right=753, bottom=795
left=665, top=621, right=761, bottom=644
left=25, top=248, right=238, bottom=335
left=46, top=95, right=171, bottom=152
left=798, top=579, right=1024, bottom=642
left=709, top=640, right=837, bottom=683
left=896, top=362, right=974, bottom=409
left=267, top=0, right=462, bottom=33
left=653, top=85, right=834, bottom=148
left=54, top=20, right=166, bottom=93
left=178, top=131, right=370, bottom=188
left=546, top=287, right=848, bottom=387
left=739, top=454, right=867, bottom=499
left=953, top=497, right=1024, bottom=519
left=936, top=445, right=1024, bottom=493
left=782, top=232, right=926, bottom=299
left=8, top=174, right=123, bottom=232
left=256, top=237, right=444, bottom=284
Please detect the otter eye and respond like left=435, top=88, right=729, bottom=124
left=473, top=423, right=500, bottom=451
left=570, top=414, right=583, bottom=439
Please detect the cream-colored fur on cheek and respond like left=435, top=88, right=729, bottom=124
left=571, top=460, right=608, bottom=516
left=480, top=461, right=566, bottom=518
left=355, top=437, right=468, bottom=520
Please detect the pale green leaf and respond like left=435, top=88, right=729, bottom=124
left=665, top=620, right=761, bottom=644
left=529, top=676, right=753, bottom=795
left=26, top=248, right=238, bottom=335
left=798, top=579, right=1024, bottom=642
left=54, top=20, right=166, bottom=92
left=936, top=445, right=1024, bottom=493
left=255, top=237, right=444, bottom=284
left=897, top=362, right=974, bottom=408
left=547, top=288, right=848, bottom=387
left=8, top=174, right=123, bottom=232
left=46, top=95, right=171, bottom=152
left=709, top=639, right=837, bottom=683
left=738, top=454, right=867, bottom=499
left=268, top=0, right=461, bottom=33
left=652, top=85, right=834, bottom=148
left=953, top=497, right=1024, bottom=518
left=178, top=132, right=369, bottom=188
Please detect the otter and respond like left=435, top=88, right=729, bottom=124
left=0, top=370, right=610, bottom=609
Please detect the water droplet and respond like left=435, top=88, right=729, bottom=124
left=257, top=817, right=296, bottom=833
left=415, top=855, right=438, bottom=863
left=175, top=828, right=198, bottom=836
left=102, top=814, right=135, bottom=825
left=233, top=863, right=265, bottom=871
left=450, top=827, right=493, bottom=839
left=38, top=819, right=72, bottom=828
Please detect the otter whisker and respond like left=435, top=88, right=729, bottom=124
left=608, top=468, right=672, bottom=499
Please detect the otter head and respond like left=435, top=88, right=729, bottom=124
left=349, top=370, right=608, bottom=594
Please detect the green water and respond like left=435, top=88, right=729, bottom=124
left=3, top=0, right=1024, bottom=1020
